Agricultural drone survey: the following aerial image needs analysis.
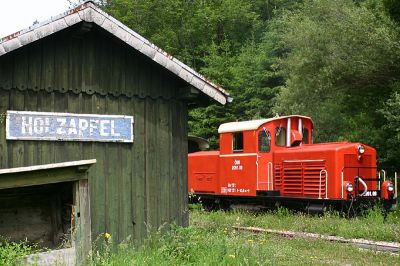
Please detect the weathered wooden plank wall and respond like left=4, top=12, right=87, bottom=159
left=0, top=89, right=189, bottom=242
left=0, top=26, right=180, bottom=99
left=0, top=25, right=189, bottom=243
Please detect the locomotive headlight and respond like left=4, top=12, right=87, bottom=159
left=388, top=184, right=394, bottom=192
left=358, top=145, right=365, bottom=154
left=346, top=183, right=354, bottom=192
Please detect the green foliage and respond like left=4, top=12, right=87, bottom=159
left=379, top=83, right=400, bottom=168
left=0, top=238, right=37, bottom=266
left=383, top=0, right=400, bottom=22
left=272, top=0, right=400, bottom=142
left=191, top=207, right=400, bottom=242
left=91, top=209, right=400, bottom=265
left=106, top=0, right=264, bottom=69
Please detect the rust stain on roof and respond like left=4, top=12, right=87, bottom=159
left=1, top=2, right=89, bottom=43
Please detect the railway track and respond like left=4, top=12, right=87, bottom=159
left=233, top=226, right=400, bottom=255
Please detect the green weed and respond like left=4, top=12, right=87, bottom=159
left=191, top=206, right=400, bottom=242
left=0, top=237, right=38, bottom=266
left=91, top=208, right=400, bottom=265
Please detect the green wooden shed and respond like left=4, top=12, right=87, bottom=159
left=0, top=0, right=230, bottom=253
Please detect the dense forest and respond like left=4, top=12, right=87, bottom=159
left=93, top=0, right=399, bottom=170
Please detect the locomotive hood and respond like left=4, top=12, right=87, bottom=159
left=275, top=142, right=375, bottom=154
left=275, top=142, right=376, bottom=160
left=273, top=142, right=376, bottom=165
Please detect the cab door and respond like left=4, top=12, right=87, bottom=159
left=257, top=128, right=274, bottom=191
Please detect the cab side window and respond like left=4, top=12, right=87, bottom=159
left=258, top=130, right=271, bottom=153
left=232, top=132, right=243, bottom=152
left=302, top=128, right=309, bottom=144
left=275, top=127, right=286, bottom=146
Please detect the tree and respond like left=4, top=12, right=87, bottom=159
left=105, top=0, right=264, bottom=69
left=271, top=0, right=400, bottom=156
left=379, top=82, right=400, bottom=169
left=383, top=0, right=400, bottom=22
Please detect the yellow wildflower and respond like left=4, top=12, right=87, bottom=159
left=229, top=254, right=236, bottom=258
left=105, top=232, right=111, bottom=239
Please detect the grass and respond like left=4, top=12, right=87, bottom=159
left=190, top=206, right=400, bottom=242
left=91, top=207, right=400, bottom=265
left=1, top=207, right=399, bottom=265
left=0, top=238, right=39, bottom=266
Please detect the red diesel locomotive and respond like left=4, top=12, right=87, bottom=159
left=188, top=115, right=398, bottom=212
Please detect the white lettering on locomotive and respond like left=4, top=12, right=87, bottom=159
left=232, top=160, right=243, bottom=171
left=363, top=191, right=378, bottom=197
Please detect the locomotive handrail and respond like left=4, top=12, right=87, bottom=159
left=341, top=171, right=344, bottom=199
left=319, top=170, right=328, bottom=199
left=380, top=170, right=386, bottom=182
left=357, top=176, right=368, bottom=196
left=267, top=162, right=273, bottom=190
left=395, top=172, right=398, bottom=200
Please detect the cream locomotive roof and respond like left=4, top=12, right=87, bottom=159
left=218, top=115, right=312, bottom=133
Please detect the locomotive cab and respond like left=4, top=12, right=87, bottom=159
left=217, top=115, right=313, bottom=196
left=188, top=115, right=397, bottom=211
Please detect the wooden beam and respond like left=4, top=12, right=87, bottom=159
left=178, top=86, right=200, bottom=101
left=0, top=159, right=96, bottom=175
left=21, top=247, right=75, bottom=266
left=0, top=160, right=96, bottom=190
left=74, top=179, right=92, bottom=264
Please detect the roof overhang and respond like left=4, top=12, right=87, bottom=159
left=0, top=159, right=96, bottom=190
left=0, top=1, right=231, bottom=105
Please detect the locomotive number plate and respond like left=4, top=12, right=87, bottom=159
left=359, top=190, right=378, bottom=197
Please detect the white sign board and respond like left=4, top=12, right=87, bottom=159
left=6, top=111, right=134, bottom=143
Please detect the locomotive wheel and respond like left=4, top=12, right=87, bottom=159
left=200, top=198, right=230, bottom=211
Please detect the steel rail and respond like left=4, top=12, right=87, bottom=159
left=233, top=226, right=399, bottom=255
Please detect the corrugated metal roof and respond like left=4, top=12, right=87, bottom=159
left=0, top=1, right=231, bottom=105
left=218, top=115, right=313, bottom=133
